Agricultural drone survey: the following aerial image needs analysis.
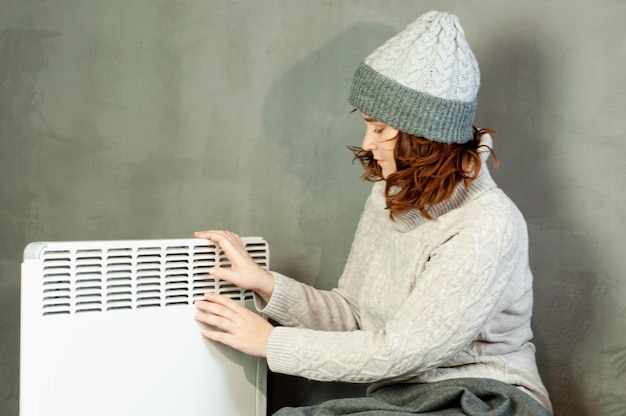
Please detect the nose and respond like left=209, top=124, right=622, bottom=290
left=362, top=131, right=378, bottom=151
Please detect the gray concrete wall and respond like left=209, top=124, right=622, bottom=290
left=1, top=1, right=625, bottom=415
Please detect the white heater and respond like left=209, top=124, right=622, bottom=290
left=20, top=238, right=268, bottom=416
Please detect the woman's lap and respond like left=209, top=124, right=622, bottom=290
left=273, top=378, right=550, bottom=416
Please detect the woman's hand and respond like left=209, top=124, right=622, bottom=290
left=194, top=230, right=274, bottom=303
left=194, top=293, right=273, bottom=357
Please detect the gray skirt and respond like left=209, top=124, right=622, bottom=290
left=273, top=378, right=550, bottom=416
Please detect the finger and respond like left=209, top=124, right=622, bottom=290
left=195, top=229, right=229, bottom=237
left=194, top=311, right=234, bottom=333
left=195, top=230, right=240, bottom=244
left=202, top=292, right=244, bottom=312
left=194, top=296, right=238, bottom=321
left=195, top=230, right=246, bottom=257
left=207, top=267, right=239, bottom=284
left=200, top=326, right=236, bottom=347
left=195, top=230, right=227, bottom=246
left=194, top=301, right=236, bottom=328
left=204, top=230, right=245, bottom=251
left=194, top=230, right=212, bottom=238
left=194, top=299, right=223, bottom=316
left=195, top=230, right=240, bottom=260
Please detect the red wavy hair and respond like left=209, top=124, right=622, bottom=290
left=349, top=127, right=497, bottom=220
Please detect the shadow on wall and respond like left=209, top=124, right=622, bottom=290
left=252, top=20, right=399, bottom=291
left=255, top=22, right=397, bottom=412
left=476, top=19, right=614, bottom=416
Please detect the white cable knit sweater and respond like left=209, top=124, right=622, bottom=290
left=256, top=145, right=552, bottom=413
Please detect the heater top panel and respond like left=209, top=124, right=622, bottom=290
left=23, top=238, right=269, bottom=316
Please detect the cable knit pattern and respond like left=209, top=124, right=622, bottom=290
left=364, top=11, right=479, bottom=102
left=256, top=152, right=552, bottom=413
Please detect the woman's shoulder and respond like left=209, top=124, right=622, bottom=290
left=477, top=186, right=526, bottom=221
left=460, top=187, right=529, bottom=246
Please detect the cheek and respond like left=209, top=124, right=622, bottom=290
left=383, top=146, right=396, bottom=160
left=383, top=147, right=397, bottom=170
left=385, top=144, right=398, bottom=172
left=382, top=139, right=398, bottom=157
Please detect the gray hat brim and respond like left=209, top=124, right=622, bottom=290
left=348, top=63, right=477, bottom=144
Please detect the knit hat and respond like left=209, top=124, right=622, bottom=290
left=349, top=11, right=480, bottom=144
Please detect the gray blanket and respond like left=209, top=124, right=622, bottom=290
left=273, top=378, right=550, bottom=415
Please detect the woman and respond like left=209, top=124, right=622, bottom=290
left=194, top=11, right=553, bottom=415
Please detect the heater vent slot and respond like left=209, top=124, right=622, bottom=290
left=31, top=238, right=269, bottom=316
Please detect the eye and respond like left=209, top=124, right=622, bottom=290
left=373, top=127, right=384, bottom=134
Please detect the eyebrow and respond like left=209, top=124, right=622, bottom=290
left=361, top=114, right=377, bottom=122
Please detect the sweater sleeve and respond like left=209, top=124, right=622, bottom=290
left=265, top=199, right=526, bottom=383
left=253, top=194, right=378, bottom=331
left=254, top=271, right=361, bottom=331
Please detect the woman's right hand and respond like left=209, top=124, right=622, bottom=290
left=194, top=230, right=275, bottom=303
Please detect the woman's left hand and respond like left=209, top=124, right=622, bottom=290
left=194, top=293, right=274, bottom=358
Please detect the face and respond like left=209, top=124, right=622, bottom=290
left=360, top=113, right=399, bottom=179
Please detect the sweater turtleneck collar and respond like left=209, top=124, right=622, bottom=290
left=370, top=134, right=498, bottom=233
